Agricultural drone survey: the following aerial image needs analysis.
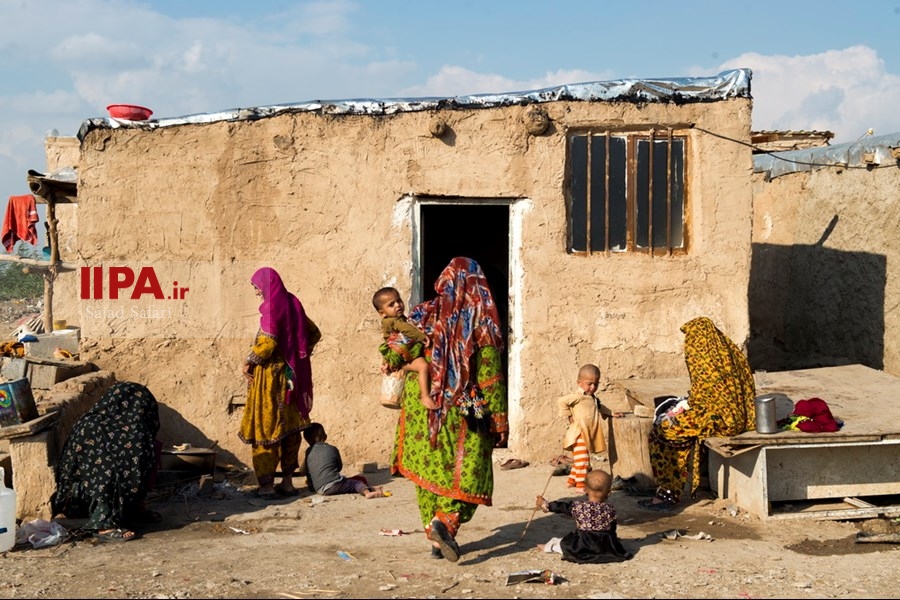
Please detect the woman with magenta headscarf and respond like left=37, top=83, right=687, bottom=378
left=240, top=267, right=321, bottom=498
left=391, top=257, right=508, bottom=562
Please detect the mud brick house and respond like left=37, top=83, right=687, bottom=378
left=40, top=69, right=759, bottom=467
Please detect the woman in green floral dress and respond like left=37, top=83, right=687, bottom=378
left=391, top=257, right=508, bottom=562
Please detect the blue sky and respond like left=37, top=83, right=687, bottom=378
left=3, top=0, right=900, bottom=249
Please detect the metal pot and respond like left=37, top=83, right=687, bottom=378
left=754, top=396, right=778, bottom=434
left=160, top=448, right=217, bottom=473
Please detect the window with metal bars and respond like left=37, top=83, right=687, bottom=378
left=567, top=130, right=686, bottom=254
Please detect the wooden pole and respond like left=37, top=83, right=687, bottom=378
left=518, top=468, right=556, bottom=543
left=41, top=191, right=60, bottom=334
left=610, top=415, right=656, bottom=489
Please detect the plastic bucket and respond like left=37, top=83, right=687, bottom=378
left=0, top=466, right=16, bottom=552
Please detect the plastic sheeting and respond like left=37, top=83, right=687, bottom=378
left=754, top=132, right=900, bottom=180
left=77, top=69, right=751, bottom=141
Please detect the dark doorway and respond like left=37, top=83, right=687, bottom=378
left=420, top=202, right=510, bottom=353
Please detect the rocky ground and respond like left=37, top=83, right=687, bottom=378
left=1, top=458, right=899, bottom=600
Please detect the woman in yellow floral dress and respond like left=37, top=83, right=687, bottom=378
left=640, top=316, right=755, bottom=511
left=240, top=267, right=320, bottom=498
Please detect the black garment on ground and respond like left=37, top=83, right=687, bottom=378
left=547, top=499, right=633, bottom=564
left=52, top=382, right=160, bottom=531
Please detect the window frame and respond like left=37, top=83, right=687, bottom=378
left=566, top=127, right=689, bottom=256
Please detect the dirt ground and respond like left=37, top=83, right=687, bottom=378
left=2, top=303, right=899, bottom=599
left=1, top=456, right=899, bottom=600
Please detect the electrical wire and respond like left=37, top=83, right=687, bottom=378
left=693, top=125, right=899, bottom=172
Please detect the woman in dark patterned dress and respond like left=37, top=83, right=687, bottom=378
left=52, top=382, right=161, bottom=542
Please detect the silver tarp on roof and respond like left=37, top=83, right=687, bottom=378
left=754, top=132, right=900, bottom=180
left=77, top=69, right=751, bottom=140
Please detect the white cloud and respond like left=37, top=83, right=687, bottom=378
left=50, top=32, right=144, bottom=66
left=718, top=45, right=900, bottom=143
left=400, top=66, right=614, bottom=98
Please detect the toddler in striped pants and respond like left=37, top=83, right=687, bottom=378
left=557, top=364, right=623, bottom=489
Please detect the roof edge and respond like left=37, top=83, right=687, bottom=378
left=77, top=69, right=751, bottom=140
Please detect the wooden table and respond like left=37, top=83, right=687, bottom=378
left=617, top=364, right=900, bottom=519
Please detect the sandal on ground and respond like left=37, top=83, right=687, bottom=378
left=637, top=488, right=677, bottom=512
left=93, top=528, right=137, bottom=543
left=500, top=458, right=529, bottom=470
left=428, top=519, right=461, bottom=563
left=252, top=488, right=278, bottom=499
left=129, top=509, right=162, bottom=524
left=638, top=498, right=675, bottom=512
left=549, top=455, right=574, bottom=467
left=551, top=465, right=571, bottom=477
left=274, top=485, right=300, bottom=497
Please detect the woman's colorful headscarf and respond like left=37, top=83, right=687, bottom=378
left=251, top=267, right=313, bottom=418
left=409, top=257, right=504, bottom=442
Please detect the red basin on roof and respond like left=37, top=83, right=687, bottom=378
left=106, top=104, right=153, bottom=120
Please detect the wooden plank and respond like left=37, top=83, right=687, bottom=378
left=616, top=377, right=689, bottom=409
left=732, top=432, right=882, bottom=445
left=756, top=364, right=900, bottom=439
left=856, top=532, right=900, bottom=543
left=0, top=411, right=58, bottom=440
left=27, top=170, right=76, bottom=204
left=705, top=437, right=761, bottom=457
left=769, top=504, right=900, bottom=521
left=844, top=497, right=876, bottom=508
left=0, top=254, right=77, bottom=271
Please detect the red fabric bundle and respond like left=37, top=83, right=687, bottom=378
left=791, top=397, right=841, bottom=432
left=1, top=194, right=39, bottom=252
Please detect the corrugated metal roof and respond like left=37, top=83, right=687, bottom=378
left=751, top=130, right=835, bottom=154
left=753, top=132, right=900, bottom=180
left=76, top=69, right=751, bottom=140
left=26, top=167, right=77, bottom=204
left=752, top=129, right=834, bottom=138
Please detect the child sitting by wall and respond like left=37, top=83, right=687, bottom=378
left=303, top=423, right=387, bottom=499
